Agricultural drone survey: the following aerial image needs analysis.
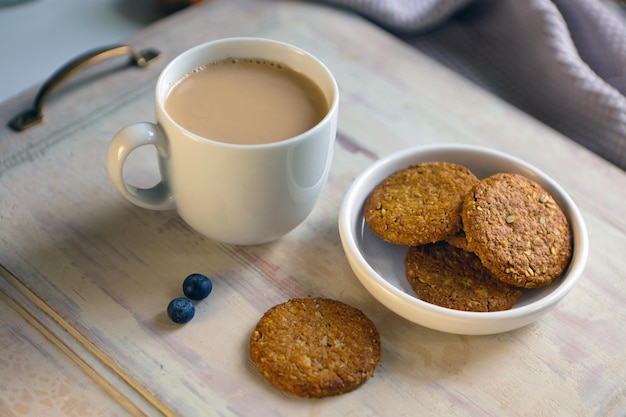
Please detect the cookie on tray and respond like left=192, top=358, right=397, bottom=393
left=364, top=162, right=479, bottom=246
left=462, top=172, right=572, bottom=288
left=249, top=298, right=381, bottom=398
left=405, top=242, right=523, bottom=312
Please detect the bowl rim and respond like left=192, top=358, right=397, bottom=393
left=338, top=143, right=589, bottom=326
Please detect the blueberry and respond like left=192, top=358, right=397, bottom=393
left=182, top=273, right=213, bottom=301
left=167, top=297, right=195, bottom=324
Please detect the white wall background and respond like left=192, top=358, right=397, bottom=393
left=0, top=0, right=163, bottom=102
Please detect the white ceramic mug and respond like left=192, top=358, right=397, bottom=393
left=107, top=38, right=339, bottom=245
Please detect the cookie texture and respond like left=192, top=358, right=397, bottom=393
left=462, top=173, right=572, bottom=288
left=405, top=242, right=523, bottom=312
left=445, top=231, right=472, bottom=252
left=364, top=162, right=479, bottom=245
left=249, top=298, right=381, bottom=398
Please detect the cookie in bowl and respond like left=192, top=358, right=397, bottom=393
left=338, top=144, right=588, bottom=335
left=363, top=161, right=478, bottom=246
left=462, top=172, right=573, bottom=288
left=405, top=242, right=523, bottom=312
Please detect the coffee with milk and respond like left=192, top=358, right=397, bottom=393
left=165, top=57, right=329, bottom=145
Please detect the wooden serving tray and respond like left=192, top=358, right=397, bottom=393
left=1, top=0, right=625, bottom=416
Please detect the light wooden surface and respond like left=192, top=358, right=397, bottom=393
left=1, top=0, right=625, bottom=416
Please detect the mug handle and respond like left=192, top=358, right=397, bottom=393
left=107, top=122, right=176, bottom=210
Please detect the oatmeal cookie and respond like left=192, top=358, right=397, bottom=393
left=462, top=173, right=572, bottom=288
left=249, top=298, right=381, bottom=398
left=405, top=242, right=523, bottom=312
left=445, top=230, right=472, bottom=252
left=364, top=162, right=479, bottom=245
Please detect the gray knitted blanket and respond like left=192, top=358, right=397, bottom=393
left=320, top=0, right=626, bottom=170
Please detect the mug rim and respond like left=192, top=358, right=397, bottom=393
left=155, top=37, right=339, bottom=148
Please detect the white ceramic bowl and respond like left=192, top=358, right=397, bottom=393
left=338, top=144, right=588, bottom=335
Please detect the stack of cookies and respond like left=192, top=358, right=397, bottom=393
left=364, top=162, right=573, bottom=312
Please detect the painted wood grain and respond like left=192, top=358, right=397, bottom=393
left=0, top=268, right=149, bottom=416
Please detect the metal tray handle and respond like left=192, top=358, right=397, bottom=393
left=8, top=44, right=160, bottom=132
